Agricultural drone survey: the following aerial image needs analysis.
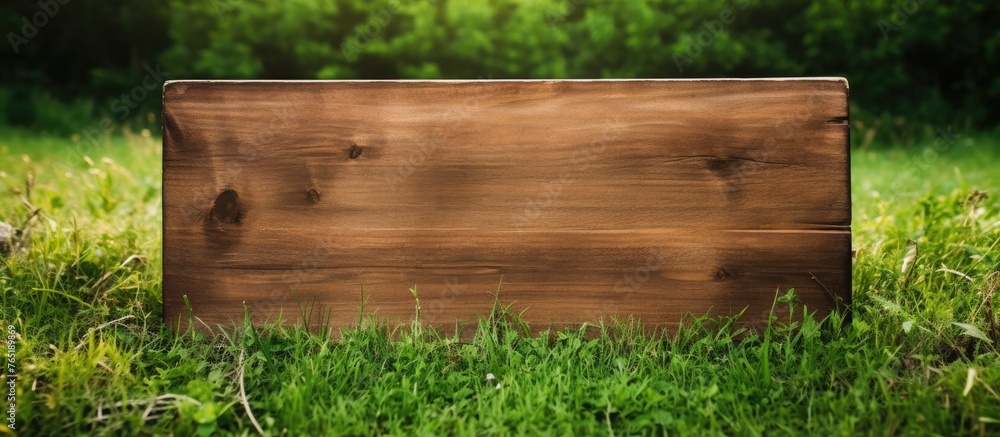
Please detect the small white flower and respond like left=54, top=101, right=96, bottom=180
left=486, top=373, right=495, bottom=381
left=495, top=383, right=501, bottom=390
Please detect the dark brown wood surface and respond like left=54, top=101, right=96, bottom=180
left=162, top=79, right=851, bottom=333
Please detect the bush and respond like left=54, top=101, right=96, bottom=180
left=1, top=0, right=998, bottom=133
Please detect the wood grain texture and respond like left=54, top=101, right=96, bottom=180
left=162, top=79, right=851, bottom=334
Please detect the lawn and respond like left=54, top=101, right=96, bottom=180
left=1, top=129, right=999, bottom=435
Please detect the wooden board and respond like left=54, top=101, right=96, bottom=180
left=162, top=79, right=851, bottom=334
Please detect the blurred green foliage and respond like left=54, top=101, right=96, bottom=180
left=1, top=0, right=998, bottom=136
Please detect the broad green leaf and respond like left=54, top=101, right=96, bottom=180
left=953, top=322, right=993, bottom=344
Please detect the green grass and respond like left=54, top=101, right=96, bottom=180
left=1, top=128, right=999, bottom=436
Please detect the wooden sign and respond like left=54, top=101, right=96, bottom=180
left=163, top=79, right=851, bottom=333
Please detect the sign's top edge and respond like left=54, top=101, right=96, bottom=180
left=164, top=77, right=848, bottom=87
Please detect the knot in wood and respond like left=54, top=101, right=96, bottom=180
left=211, top=190, right=243, bottom=224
